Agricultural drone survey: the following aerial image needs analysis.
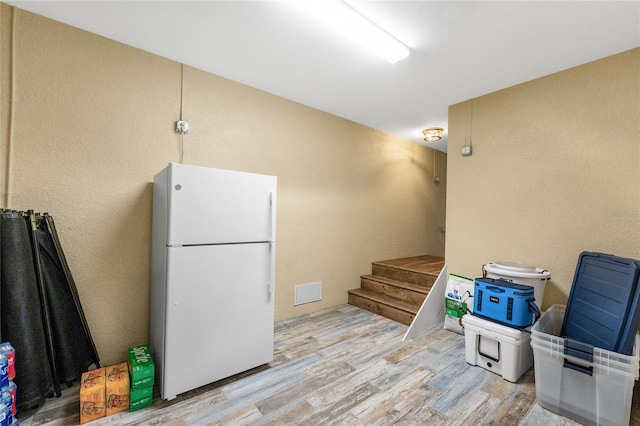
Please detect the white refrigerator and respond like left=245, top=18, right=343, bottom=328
left=150, top=162, right=276, bottom=400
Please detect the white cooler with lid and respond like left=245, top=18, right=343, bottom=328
left=483, top=262, right=550, bottom=307
left=462, top=313, right=533, bottom=382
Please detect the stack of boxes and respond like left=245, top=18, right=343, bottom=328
left=128, top=345, right=155, bottom=412
left=1, top=342, right=17, bottom=424
left=79, top=368, right=106, bottom=424
left=105, top=363, right=130, bottom=416
left=461, top=276, right=543, bottom=383
left=79, top=344, right=155, bottom=423
left=459, top=263, right=550, bottom=384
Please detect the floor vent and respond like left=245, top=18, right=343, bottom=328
left=294, top=282, right=322, bottom=305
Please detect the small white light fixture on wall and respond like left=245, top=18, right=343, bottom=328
left=422, top=127, right=444, bottom=142
left=291, top=0, right=410, bottom=64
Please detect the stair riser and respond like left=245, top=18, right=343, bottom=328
left=372, top=265, right=436, bottom=288
left=360, top=278, right=426, bottom=309
left=348, top=293, right=414, bottom=326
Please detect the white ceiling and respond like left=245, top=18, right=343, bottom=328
left=5, top=1, right=640, bottom=152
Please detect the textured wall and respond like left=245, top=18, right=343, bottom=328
left=0, top=5, right=446, bottom=365
left=446, top=48, right=640, bottom=309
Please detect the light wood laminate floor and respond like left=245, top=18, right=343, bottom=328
left=20, top=305, right=640, bottom=425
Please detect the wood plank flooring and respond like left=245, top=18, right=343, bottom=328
left=19, top=304, right=640, bottom=425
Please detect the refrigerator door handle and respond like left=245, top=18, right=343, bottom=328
left=269, top=241, right=276, bottom=295
left=269, top=191, right=276, bottom=295
left=269, top=191, right=276, bottom=244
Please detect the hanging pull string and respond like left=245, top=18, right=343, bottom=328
left=468, top=99, right=473, bottom=148
left=433, top=150, right=437, bottom=181
left=176, top=63, right=189, bottom=164
left=181, top=132, right=185, bottom=164
left=180, top=63, right=184, bottom=121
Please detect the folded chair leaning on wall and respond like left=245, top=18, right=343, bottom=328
left=0, top=209, right=100, bottom=415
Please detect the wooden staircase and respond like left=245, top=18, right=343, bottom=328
left=348, top=255, right=445, bottom=326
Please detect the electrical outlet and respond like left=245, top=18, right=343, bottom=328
left=176, top=120, right=189, bottom=134
left=461, top=145, right=472, bottom=156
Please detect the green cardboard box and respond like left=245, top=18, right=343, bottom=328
left=129, top=385, right=153, bottom=412
left=128, top=344, right=155, bottom=390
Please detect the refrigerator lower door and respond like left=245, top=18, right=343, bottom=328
left=161, top=243, right=274, bottom=400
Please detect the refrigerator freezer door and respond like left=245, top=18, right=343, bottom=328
left=160, top=243, right=275, bottom=400
left=161, top=163, right=277, bottom=246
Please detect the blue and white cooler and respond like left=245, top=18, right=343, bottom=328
left=462, top=263, right=550, bottom=383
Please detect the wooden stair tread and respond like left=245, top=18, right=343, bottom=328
left=347, top=288, right=419, bottom=314
left=372, top=255, right=444, bottom=276
left=349, top=254, right=445, bottom=325
left=360, top=274, right=430, bottom=294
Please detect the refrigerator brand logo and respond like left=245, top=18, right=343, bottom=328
left=132, top=346, right=151, bottom=363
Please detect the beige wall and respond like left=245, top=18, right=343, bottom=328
left=0, top=5, right=446, bottom=365
left=446, top=48, right=640, bottom=309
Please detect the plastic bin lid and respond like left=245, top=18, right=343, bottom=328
left=561, top=252, right=640, bottom=355
left=484, top=262, right=550, bottom=279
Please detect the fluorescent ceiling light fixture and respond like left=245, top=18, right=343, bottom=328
left=291, top=1, right=410, bottom=64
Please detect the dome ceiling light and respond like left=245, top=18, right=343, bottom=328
left=422, top=127, right=444, bottom=142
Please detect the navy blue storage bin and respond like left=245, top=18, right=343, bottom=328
left=561, top=252, right=640, bottom=355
